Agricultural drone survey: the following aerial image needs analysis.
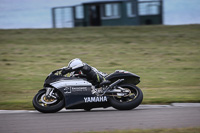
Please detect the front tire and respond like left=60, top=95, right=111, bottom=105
left=32, top=89, right=65, bottom=113
left=84, top=108, right=92, bottom=111
left=109, top=84, right=143, bottom=110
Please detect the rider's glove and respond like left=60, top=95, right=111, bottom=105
left=61, top=67, right=72, bottom=75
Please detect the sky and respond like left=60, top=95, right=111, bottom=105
left=0, top=0, right=200, bottom=29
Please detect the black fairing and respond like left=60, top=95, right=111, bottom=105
left=105, top=71, right=140, bottom=85
left=43, top=74, right=110, bottom=109
left=44, top=75, right=82, bottom=87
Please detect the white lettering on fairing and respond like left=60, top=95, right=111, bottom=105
left=84, top=96, right=107, bottom=103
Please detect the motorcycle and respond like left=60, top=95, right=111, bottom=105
left=32, top=68, right=143, bottom=113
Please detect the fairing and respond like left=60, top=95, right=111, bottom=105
left=44, top=75, right=110, bottom=109
left=106, top=70, right=140, bottom=85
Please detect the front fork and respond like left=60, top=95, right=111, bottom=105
left=45, top=87, right=57, bottom=99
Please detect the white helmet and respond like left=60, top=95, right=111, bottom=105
left=68, top=58, right=84, bottom=69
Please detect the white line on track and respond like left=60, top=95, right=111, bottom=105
left=0, top=103, right=200, bottom=114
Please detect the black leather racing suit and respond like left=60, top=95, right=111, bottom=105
left=61, top=64, right=106, bottom=85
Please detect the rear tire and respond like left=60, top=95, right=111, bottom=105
left=109, top=84, right=143, bottom=110
left=32, top=89, right=65, bottom=113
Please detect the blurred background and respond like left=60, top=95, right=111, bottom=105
left=0, top=0, right=200, bottom=29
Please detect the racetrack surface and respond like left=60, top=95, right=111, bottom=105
left=0, top=104, right=200, bottom=133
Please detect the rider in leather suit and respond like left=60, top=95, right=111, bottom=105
left=61, top=58, right=107, bottom=86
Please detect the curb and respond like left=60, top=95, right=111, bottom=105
left=171, top=103, right=200, bottom=107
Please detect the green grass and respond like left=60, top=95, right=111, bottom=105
left=77, top=127, right=200, bottom=133
left=0, top=25, right=200, bottom=109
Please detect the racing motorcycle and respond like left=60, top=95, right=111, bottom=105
left=32, top=68, right=143, bottom=113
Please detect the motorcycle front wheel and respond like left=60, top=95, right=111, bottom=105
left=109, top=84, right=143, bottom=110
left=32, top=89, right=64, bottom=113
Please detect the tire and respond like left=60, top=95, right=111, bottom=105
left=32, top=89, right=65, bottom=113
left=109, top=84, right=143, bottom=110
left=84, top=108, right=92, bottom=111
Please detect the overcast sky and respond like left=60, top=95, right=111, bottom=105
left=0, top=0, right=200, bottom=29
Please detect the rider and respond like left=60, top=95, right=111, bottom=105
left=61, top=58, right=108, bottom=86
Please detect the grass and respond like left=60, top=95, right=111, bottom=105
left=0, top=24, right=200, bottom=109
left=77, top=127, right=200, bottom=133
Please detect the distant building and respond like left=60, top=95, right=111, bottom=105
left=52, top=0, right=163, bottom=28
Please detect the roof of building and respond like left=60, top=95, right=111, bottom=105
left=82, top=0, right=130, bottom=5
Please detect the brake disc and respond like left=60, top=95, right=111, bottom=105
left=41, top=94, right=57, bottom=104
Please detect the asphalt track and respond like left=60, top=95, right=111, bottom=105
left=0, top=103, right=200, bottom=133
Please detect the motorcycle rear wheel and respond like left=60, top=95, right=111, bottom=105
left=109, top=84, right=143, bottom=110
left=32, top=89, right=64, bottom=113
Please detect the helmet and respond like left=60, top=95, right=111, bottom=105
left=68, top=58, right=84, bottom=69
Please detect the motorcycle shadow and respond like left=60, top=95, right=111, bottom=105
left=57, top=108, right=142, bottom=114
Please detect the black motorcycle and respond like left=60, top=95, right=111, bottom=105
left=32, top=68, right=143, bottom=113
